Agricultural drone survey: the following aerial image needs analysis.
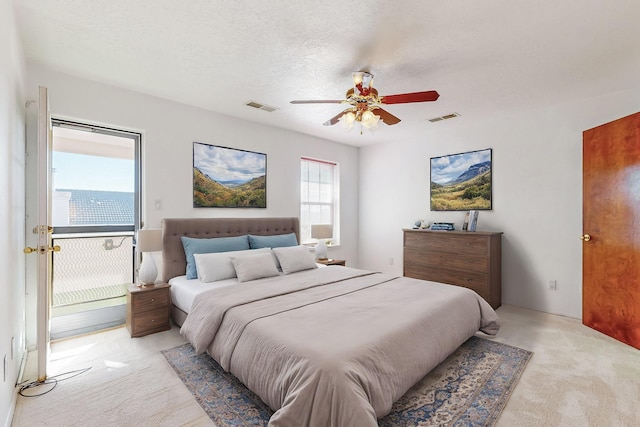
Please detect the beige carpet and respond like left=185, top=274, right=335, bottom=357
left=12, top=305, right=640, bottom=427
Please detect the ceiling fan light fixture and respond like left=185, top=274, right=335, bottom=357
left=291, top=71, right=439, bottom=133
left=360, top=110, right=380, bottom=129
left=339, top=111, right=357, bottom=129
left=352, top=72, right=363, bottom=86
left=352, top=71, right=373, bottom=96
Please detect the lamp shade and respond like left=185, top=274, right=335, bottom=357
left=137, top=229, right=162, bottom=253
left=311, top=224, right=333, bottom=239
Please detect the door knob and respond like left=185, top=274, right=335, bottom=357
left=23, top=245, right=61, bottom=254
left=579, top=234, right=591, bottom=242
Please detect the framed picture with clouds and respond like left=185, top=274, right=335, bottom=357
left=192, top=142, right=266, bottom=208
left=430, top=148, right=492, bottom=211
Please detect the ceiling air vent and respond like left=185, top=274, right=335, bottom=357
left=428, top=112, right=460, bottom=123
left=245, top=101, right=278, bottom=112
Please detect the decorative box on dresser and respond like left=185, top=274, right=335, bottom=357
left=403, top=229, right=503, bottom=309
left=126, top=283, right=171, bottom=337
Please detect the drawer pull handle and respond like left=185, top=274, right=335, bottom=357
left=151, top=298, right=154, bottom=302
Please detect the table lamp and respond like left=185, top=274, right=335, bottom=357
left=311, top=224, right=333, bottom=260
left=136, top=228, right=162, bottom=286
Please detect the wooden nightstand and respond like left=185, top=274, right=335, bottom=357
left=126, top=283, right=171, bottom=337
left=316, top=258, right=346, bottom=266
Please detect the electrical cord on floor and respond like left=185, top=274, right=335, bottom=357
left=17, top=367, right=92, bottom=397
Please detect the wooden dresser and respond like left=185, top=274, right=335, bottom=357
left=403, top=229, right=503, bottom=309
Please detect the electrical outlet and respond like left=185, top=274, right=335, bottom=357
left=154, top=199, right=163, bottom=210
left=389, top=257, right=394, bottom=265
left=547, top=280, right=557, bottom=290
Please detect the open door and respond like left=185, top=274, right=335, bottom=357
left=24, top=86, right=55, bottom=381
left=582, top=112, right=640, bottom=350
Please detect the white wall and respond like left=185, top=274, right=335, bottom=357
left=0, top=0, right=27, bottom=425
left=359, top=87, right=640, bottom=319
left=24, top=63, right=359, bottom=281
left=26, top=63, right=640, bottom=323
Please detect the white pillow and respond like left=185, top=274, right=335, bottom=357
left=272, top=245, right=318, bottom=275
left=231, top=252, right=280, bottom=282
left=194, top=248, right=271, bottom=282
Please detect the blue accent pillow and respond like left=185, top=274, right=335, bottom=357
left=181, top=235, right=250, bottom=279
left=248, top=233, right=298, bottom=249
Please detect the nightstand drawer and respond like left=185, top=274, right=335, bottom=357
left=131, top=287, right=170, bottom=312
left=131, top=307, right=171, bottom=336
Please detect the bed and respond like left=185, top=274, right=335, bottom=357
left=161, top=217, right=499, bottom=427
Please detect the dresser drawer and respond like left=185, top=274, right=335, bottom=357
left=403, top=249, right=489, bottom=273
left=131, top=287, right=170, bottom=312
left=404, top=232, right=489, bottom=257
left=406, top=266, right=490, bottom=294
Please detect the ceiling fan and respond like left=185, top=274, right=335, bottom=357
left=290, top=71, right=439, bottom=131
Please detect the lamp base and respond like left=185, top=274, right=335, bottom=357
left=315, top=239, right=328, bottom=260
left=138, top=253, right=158, bottom=286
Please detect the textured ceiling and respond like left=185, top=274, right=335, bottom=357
left=14, top=0, right=640, bottom=147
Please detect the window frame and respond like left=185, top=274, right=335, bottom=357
left=300, top=156, right=340, bottom=245
left=51, top=119, right=142, bottom=235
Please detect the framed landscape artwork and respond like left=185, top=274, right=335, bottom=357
left=430, top=148, right=492, bottom=211
left=193, top=142, right=266, bottom=208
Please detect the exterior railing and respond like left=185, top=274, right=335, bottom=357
left=51, top=232, right=134, bottom=308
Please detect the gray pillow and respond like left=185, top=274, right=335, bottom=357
left=272, top=245, right=318, bottom=275
left=231, top=252, right=280, bottom=282
left=194, top=248, right=271, bottom=282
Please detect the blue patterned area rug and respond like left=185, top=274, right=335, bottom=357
left=162, top=336, right=532, bottom=427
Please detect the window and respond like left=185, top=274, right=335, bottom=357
left=51, top=121, right=140, bottom=233
left=300, top=157, right=339, bottom=244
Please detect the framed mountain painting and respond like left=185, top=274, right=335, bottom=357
left=430, top=148, right=492, bottom=211
left=193, top=142, right=266, bottom=208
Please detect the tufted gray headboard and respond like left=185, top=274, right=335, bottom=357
left=161, top=217, right=300, bottom=283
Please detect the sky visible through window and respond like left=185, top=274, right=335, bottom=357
left=53, top=151, right=134, bottom=192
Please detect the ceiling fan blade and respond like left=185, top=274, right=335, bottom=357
left=290, top=100, right=344, bottom=104
left=323, top=110, right=348, bottom=126
left=380, top=90, right=440, bottom=104
left=373, top=108, right=401, bottom=125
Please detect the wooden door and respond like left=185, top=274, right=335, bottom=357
left=583, top=112, right=640, bottom=350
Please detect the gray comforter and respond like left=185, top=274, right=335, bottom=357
left=181, top=266, right=499, bottom=427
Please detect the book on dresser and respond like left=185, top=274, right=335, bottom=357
left=402, top=228, right=502, bottom=309
left=468, top=210, right=479, bottom=232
